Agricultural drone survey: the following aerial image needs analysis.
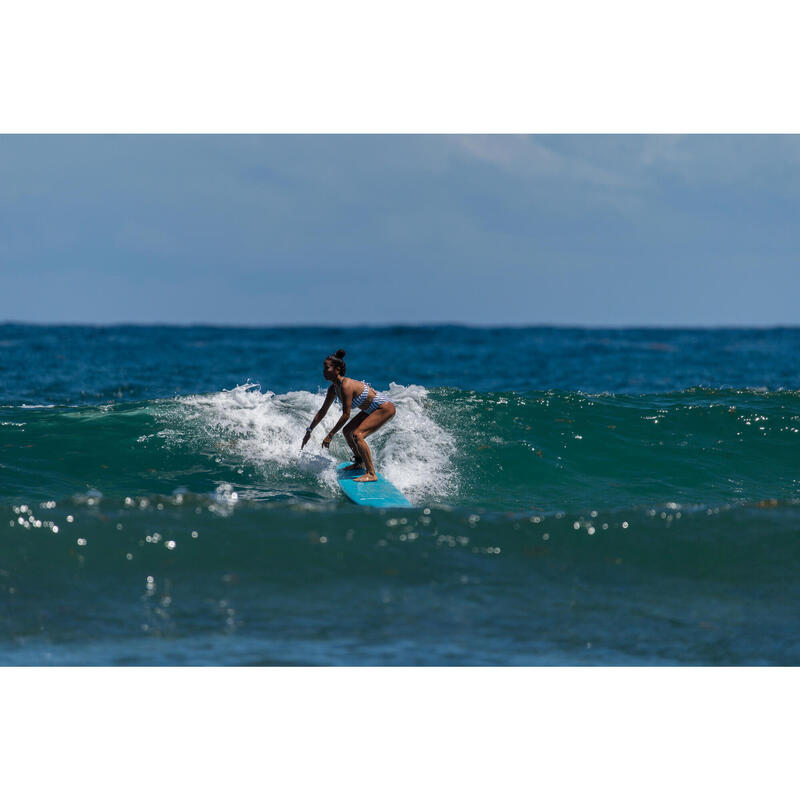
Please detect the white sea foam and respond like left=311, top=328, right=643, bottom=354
left=160, top=382, right=456, bottom=502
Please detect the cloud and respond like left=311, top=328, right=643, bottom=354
left=451, top=134, right=631, bottom=189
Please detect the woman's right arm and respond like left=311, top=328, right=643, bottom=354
left=301, top=385, right=335, bottom=449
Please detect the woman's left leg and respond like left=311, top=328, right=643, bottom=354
left=352, top=402, right=396, bottom=482
left=342, top=412, right=369, bottom=469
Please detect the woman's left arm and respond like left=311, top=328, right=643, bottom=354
left=322, top=386, right=352, bottom=448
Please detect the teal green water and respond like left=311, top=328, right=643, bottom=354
left=3, top=386, right=799, bottom=511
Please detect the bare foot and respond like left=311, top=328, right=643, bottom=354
left=353, top=473, right=377, bottom=482
left=343, top=461, right=365, bottom=471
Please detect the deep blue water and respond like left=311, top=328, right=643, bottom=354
left=1, top=324, right=799, bottom=664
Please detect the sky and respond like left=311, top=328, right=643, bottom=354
left=1, top=134, right=799, bottom=326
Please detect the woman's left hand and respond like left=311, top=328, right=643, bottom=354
left=322, top=433, right=333, bottom=449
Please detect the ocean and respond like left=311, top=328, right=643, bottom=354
left=1, top=324, right=799, bottom=665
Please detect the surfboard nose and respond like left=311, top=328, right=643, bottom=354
left=336, top=462, right=413, bottom=508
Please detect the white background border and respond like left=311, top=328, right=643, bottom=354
left=3, top=1, right=800, bottom=132
left=3, top=668, right=797, bottom=798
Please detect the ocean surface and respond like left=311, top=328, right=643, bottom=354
left=1, top=324, right=799, bottom=665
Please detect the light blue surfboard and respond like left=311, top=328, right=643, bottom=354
left=336, top=462, right=413, bottom=508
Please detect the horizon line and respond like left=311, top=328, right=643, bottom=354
left=2, top=320, right=800, bottom=331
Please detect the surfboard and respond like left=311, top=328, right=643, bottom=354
left=336, top=462, right=413, bottom=508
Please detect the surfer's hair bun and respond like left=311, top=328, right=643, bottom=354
left=325, top=349, right=347, bottom=375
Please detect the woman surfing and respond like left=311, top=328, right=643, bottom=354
left=301, top=349, right=395, bottom=483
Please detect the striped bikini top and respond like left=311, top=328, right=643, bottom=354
left=336, top=380, right=372, bottom=409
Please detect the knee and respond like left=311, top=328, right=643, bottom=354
left=352, top=430, right=365, bottom=443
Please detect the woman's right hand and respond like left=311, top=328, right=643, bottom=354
left=301, top=431, right=311, bottom=450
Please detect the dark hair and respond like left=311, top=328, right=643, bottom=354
left=325, top=349, right=347, bottom=375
